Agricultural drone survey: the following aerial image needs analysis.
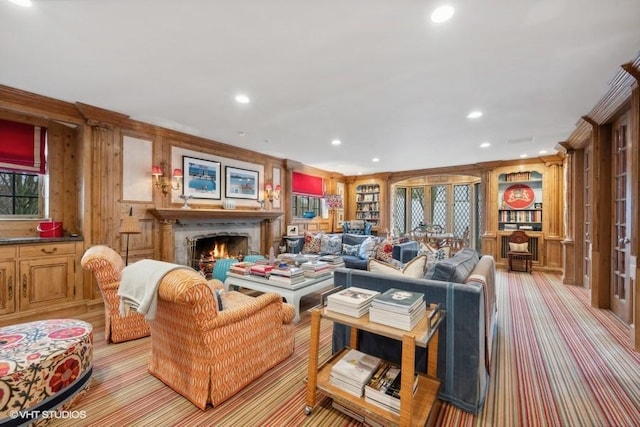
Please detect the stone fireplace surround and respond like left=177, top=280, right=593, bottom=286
left=148, top=208, right=283, bottom=266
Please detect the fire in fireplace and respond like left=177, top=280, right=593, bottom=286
left=187, top=234, right=250, bottom=278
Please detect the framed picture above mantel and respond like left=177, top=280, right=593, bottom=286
left=225, top=166, right=259, bottom=200
left=183, top=156, right=221, bottom=200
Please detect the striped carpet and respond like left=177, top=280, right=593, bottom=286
left=55, top=271, right=640, bottom=427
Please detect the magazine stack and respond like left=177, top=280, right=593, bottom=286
left=326, top=287, right=380, bottom=317
left=300, top=261, right=332, bottom=278
left=330, top=349, right=381, bottom=397
left=268, top=266, right=306, bottom=284
left=319, top=254, right=346, bottom=270
left=364, top=361, right=419, bottom=414
left=249, top=263, right=273, bottom=277
left=369, top=288, right=426, bottom=331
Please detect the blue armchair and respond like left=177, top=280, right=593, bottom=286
left=342, top=220, right=372, bottom=235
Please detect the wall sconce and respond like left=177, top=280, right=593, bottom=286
left=265, top=183, right=281, bottom=201
left=152, top=162, right=183, bottom=194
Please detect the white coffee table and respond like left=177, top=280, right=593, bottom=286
left=224, top=272, right=334, bottom=322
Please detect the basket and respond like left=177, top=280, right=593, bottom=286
left=37, top=221, right=63, bottom=238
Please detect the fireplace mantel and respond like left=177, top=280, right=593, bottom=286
left=148, top=208, right=283, bottom=222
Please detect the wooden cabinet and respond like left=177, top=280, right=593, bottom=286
left=355, top=183, right=381, bottom=228
left=498, top=171, right=543, bottom=231
left=0, top=241, right=82, bottom=322
left=305, top=307, right=442, bottom=426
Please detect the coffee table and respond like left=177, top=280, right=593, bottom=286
left=224, top=272, right=333, bottom=322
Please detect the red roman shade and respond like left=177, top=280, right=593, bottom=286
left=0, top=118, right=47, bottom=174
left=292, top=171, right=324, bottom=196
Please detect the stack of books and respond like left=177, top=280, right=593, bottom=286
left=249, top=264, right=273, bottom=277
left=330, top=349, right=381, bottom=397
left=319, top=254, right=346, bottom=270
left=364, top=361, right=419, bottom=414
left=269, top=267, right=306, bottom=284
left=300, top=261, right=332, bottom=278
left=229, top=261, right=254, bottom=275
left=369, top=288, right=426, bottom=331
left=326, top=287, right=380, bottom=317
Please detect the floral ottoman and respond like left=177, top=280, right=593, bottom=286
left=0, top=319, right=93, bottom=426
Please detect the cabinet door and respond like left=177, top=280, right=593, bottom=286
left=19, top=256, right=75, bottom=310
left=0, top=261, right=16, bottom=315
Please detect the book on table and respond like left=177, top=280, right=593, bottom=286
left=249, top=264, right=273, bottom=277
left=301, top=260, right=330, bottom=271
left=326, top=287, right=380, bottom=317
left=269, top=266, right=304, bottom=277
left=319, top=254, right=344, bottom=264
left=369, top=289, right=427, bottom=331
left=330, top=349, right=381, bottom=397
left=268, top=273, right=306, bottom=285
left=228, top=261, right=255, bottom=275
left=364, top=361, right=419, bottom=414
left=303, top=269, right=332, bottom=279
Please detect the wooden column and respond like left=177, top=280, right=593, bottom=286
left=159, top=220, right=175, bottom=262
left=560, top=146, right=576, bottom=285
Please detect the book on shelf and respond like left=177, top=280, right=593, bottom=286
left=364, top=361, right=419, bottom=414
left=228, top=261, right=255, bottom=275
left=330, top=349, right=381, bottom=397
left=326, top=287, right=380, bottom=317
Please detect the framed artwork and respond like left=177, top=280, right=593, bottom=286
left=286, top=225, right=299, bottom=236
left=183, top=156, right=221, bottom=199
left=225, top=166, right=259, bottom=200
left=502, top=184, right=534, bottom=209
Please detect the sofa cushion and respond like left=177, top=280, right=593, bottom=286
left=368, top=255, right=427, bottom=279
left=321, top=234, right=342, bottom=255
left=358, top=236, right=378, bottom=259
left=302, top=232, right=322, bottom=254
left=342, top=243, right=361, bottom=256
left=424, top=247, right=479, bottom=283
left=342, top=233, right=371, bottom=246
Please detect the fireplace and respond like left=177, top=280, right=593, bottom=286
left=187, top=233, right=249, bottom=277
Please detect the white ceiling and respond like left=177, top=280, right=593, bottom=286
left=1, top=0, right=639, bottom=175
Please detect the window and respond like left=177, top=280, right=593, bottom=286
left=291, top=195, right=322, bottom=218
left=0, top=118, right=48, bottom=218
left=290, top=171, right=324, bottom=218
left=0, top=171, right=43, bottom=217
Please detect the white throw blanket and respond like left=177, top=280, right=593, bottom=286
left=118, top=259, right=191, bottom=321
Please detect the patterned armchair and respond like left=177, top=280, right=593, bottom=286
left=148, top=268, right=295, bottom=410
left=81, top=245, right=151, bottom=343
left=342, top=220, right=372, bottom=235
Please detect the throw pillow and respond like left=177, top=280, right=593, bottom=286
left=320, top=234, right=342, bottom=255
left=358, top=236, right=378, bottom=260
left=509, top=242, right=529, bottom=252
left=342, top=243, right=361, bottom=256
left=367, top=255, right=427, bottom=279
left=302, top=231, right=322, bottom=254
left=374, top=237, right=394, bottom=263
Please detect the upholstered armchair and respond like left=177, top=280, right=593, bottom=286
left=148, top=268, right=295, bottom=410
left=342, top=220, right=372, bottom=235
left=81, top=245, right=151, bottom=343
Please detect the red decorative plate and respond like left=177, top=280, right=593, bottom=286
left=503, top=184, right=535, bottom=209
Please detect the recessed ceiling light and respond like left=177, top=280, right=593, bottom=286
left=467, top=111, right=483, bottom=119
left=237, top=131, right=246, bottom=136
left=430, top=5, right=455, bottom=23
left=539, top=149, right=548, bottom=154
left=8, top=0, right=32, bottom=6
left=480, top=142, right=491, bottom=148
left=372, top=157, right=380, bottom=162
left=520, top=154, right=528, bottom=158
left=235, top=94, right=250, bottom=104
left=331, top=139, right=341, bottom=146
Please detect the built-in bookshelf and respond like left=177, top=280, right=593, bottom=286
left=355, top=184, right=380, bottom=227
left=498, top=171, right=543, bottom=231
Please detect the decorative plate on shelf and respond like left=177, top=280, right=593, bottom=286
left=502, top=184, right=535, bottom=209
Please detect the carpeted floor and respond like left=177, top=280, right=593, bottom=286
left=56, top=270, right=640, bottom=427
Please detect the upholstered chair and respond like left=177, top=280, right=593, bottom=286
left=81, top=245, right=151, bottom=343
left=148, top=268, right=295, bottom=410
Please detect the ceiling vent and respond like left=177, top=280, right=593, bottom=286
left=506, top=136, right=535, bottom=145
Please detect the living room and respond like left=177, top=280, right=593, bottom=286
left=1, top=1, right=640, bottom=426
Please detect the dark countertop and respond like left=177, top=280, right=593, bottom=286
left=0, top=235, right=84, bottom=245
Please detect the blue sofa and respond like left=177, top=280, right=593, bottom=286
left=332, top=248, right=497, bottom=413
left=287, top=233, right=377, bottom=270
left=391, top=239, right=419, bottom=263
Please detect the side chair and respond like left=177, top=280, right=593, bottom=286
left=81, top=245, right=151, bottom=343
